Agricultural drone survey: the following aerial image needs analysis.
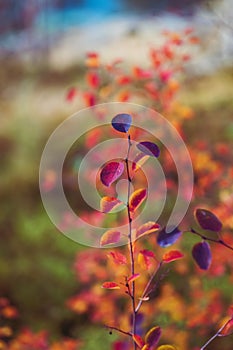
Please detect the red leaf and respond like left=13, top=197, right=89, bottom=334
left=86, top=72, right=100, bottom=89
left=100, top=161, right=124, bottom=187
left=136, top=221, right=160, bottom=239
left=140, top=249, right=156, bottom=258
left=117, top=75, right=132, bottom=85
left=159, top=70, right=172, bottom=82
left=133, top=334, right=145, bottom=348
left=108, top=251, right=127, bottom=265
left=83, top=92, right=96, bottom=106
left=219, top=318, right=233, bottom=337
left=102, top=282, right=120, bottom=290
left=133, top=67, right=153, bottom=79
left=66, top=87, right=77, bottom=102
left=163, top=250, right=184, bottom=263
left=127, top=273, right=140, bottom=283
left=118, top=91, right=130, bottom=102
left=100, top=197, right=123, bottom=213
left=129, top=188, right=147, bottom=213
left=100, top=230, right=121, bottom=246
left=138, top=250, right=156, bottom=270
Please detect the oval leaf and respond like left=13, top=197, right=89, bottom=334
left=157, top=227, right=182, bottom=248
left=100, top=161, right=124, bottom=187
left=108, top=251, right=127, bottom=265
left=157, top=346, right=177, bottom=350
left=195, top=208, right=222, bottom=232
left=136, top=221, right=160, bottom=239
left=129, top=188, right=147, bottom=213
left=111, top=113, right=132, bottom=133
left=100, top=230, right=121, bottom=246
left=102, top=282, right=120, bottom=290
left=163, top=250, right=184, bottom=263
left=138, top=250, right=156, bottom=270
left=192, top=241, right=212, bottom=270
left=145, top=326, right=162, bottom=348
left=137, top=141, right=160, bottom=158
left=100, top=196, right=123, bottom=213
left=128, top=273, right=140, bottom=283
left=133, top=334, right=145, bottom=348
left=219, top=318, right=233, bottom=337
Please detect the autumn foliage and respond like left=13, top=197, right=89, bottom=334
left=2, top=28, right=233, bottom=350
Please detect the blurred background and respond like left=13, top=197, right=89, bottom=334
left=0, top=0, right=233, bottom=349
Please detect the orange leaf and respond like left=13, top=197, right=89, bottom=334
left=127, top=273, right=140, bottom=283
left=118, top=90, right=130, bottom=102
left=100, top=230, right=121, bottom=246
left=85, top=52, right=100, bottom=68
left=136, top=221, right=160, bottom=239
left=133, top=334, right=145, bottom=348
left=219, top=318, right=233, bottom=337
left=129, top=188, right=147, bottom=213
left=100, top=196, right=123, bottom=213
left=108, top=251, right=127, bottom=265
left=189, top=36, right=200, bottom=44
left=162, top=250, right=184, bottom=263
left=102, top=282, right=120, bottom=290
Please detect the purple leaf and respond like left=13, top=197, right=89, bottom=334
left=137, top=141, right=160, bottom=158
left=157, top=227, right=182, bottom=248
left=100, top=161, right=124, bottom=187
left=145, top=326, right=162, bottom=348
left=195, top=208, right=222, bottom=232
left=111, top=113, right=132, bottom=133
left=192, top=241, right=212, bottom=270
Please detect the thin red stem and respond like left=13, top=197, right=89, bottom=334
left=125, top=134, right=137, bottom=350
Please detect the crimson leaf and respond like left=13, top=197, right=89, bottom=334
left=100, top=161, right=124, bottom=187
